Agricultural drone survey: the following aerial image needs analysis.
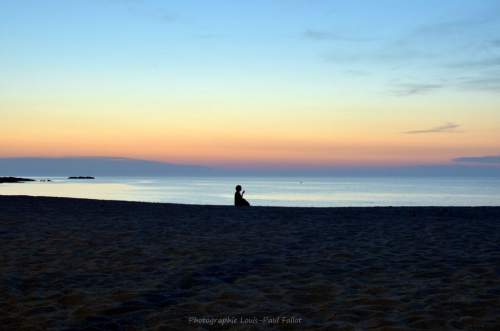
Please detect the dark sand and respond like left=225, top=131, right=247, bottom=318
left=1, top=195, right=499, bottom=330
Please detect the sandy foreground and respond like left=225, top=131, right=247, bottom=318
left=1, top=196, right=499, bottom=331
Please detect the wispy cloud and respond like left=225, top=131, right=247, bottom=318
left=190, top=33, right=223, bottom=40
left=491, top=39, right=500, bottom=47
left=316, top=9, right=500, bottom=95
left=406, top=16, right=494, bottom=40
left=448, top=57, right=500, bottom=69
left=452, top=156, right=500, bottom=164
left=305, top=30, right=372, bottom=42
left=391, top=84, right=444, bottom=97
left=458, top=76, right=500, bottom=92
left=117, top=4, right=176, bottom=24
left=305, top=30, right=336, bottom=41
left=322, top=53, right=362, bottom=63
left=344, top=70, right=370, bottom=76
left=109, top=0, right=177, bottom=23
left=404, top=122, right=462, bottom=134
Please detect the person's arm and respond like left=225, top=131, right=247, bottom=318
left=242, top=190, right=245, bottom=197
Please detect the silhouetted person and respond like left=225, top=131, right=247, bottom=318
left=234, top=185, right=250, bottom=206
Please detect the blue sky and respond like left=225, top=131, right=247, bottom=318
left=4, top=0, right=500, bottom=99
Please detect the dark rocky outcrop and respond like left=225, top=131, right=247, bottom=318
left=0, top=177, right=36, bottom=183
left=68, top=176, right=95, bottom=179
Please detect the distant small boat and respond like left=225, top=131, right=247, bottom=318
left=68, top=176, right=95, bottom=179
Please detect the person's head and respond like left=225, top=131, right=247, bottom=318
left=235, top=185, right=242, bottom=192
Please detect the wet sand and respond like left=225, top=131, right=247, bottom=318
left=1, top=195, right=499, bottom=330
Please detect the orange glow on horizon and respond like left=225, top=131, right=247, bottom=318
left=1, top=121, right=497, bottom=169
left=2, top=95, right=498, bottom=169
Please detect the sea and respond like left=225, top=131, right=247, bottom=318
left=1, top=176, right=499, bottom=207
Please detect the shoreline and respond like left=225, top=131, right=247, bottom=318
left=1, top=195, right=499, bottom=330
left=2, top=194, right=499, bottom=209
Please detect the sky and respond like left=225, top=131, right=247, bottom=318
left=1, top=0, right=499, bottom=174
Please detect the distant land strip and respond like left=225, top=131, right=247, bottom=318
left=0, top=177, right=36, bottom=183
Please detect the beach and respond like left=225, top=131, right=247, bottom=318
left=1, top=195, right=499, bottom=330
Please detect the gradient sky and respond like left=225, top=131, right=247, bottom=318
left=1, top=0, right=499, bottom=171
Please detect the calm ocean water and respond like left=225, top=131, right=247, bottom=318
left=1, top=176, right=499, bottom=207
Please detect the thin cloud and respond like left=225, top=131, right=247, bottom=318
left=125, top=7, right=176, bottom=24
left=305, top=30, right=336, bottom=41
left=190, top=33, right=223, bottom=40
left=322, top=53, right=362, bottom=63
left=395, top=13, right=500, bottom=54
left=109, top=0, right=177, bottom=23
left=458, top=76, right=500, bottom=92
left=448, top=57, right=500, bottom=69
left=319, top=11, right=500, bottom=95
left=344, top=70, right=371, bottom=76
left=404, top=122, right=462, bottom=134
left=305, top=30, right=373, bottom=42
left=452, top=156, right=500, bottom=164
left=408, top=17, right=492, bottom=39
left=391, top=84, right=444, bottom=97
